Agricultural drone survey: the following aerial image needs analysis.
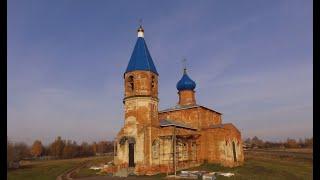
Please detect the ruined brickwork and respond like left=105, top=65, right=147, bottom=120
left=200, top=124, right=244, bottom=167
left=112, top=26, right=244, bottom=176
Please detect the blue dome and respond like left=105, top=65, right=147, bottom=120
left=176, top=69, right=196, bottom=91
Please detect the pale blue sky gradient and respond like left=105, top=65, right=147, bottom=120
left=8, top=0, right=313, bottom=144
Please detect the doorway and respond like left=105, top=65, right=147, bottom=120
left=128, top=143, right=135, bottom=167
left=232, top=141, right=237, bottom=162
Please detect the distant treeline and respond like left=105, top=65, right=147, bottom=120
left=243, top=136, right=313, bottom=149
left=7, top=135, right=313, bottom=166
left=7, top=136, right=114, bottom=166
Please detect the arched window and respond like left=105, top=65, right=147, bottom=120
left=177, top=141, right=188, bottom=159
left=152, top=139, right=159, bottom=159
left=127, top=76, right=134, bottom=91
left=182, top=143, right=188, bottom=159
left=191, top=142, right=196, bottom=159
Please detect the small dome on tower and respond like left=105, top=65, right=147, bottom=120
left=176, top=69, right=196, bottom=91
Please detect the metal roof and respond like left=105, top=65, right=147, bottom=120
left=159, top=104, right=200, bottom=113
left=125, top=37, right=158, bottom=75
left=207, top=123, right=240, bottom=134
left=159, top=104, right=222, bottom=115
left=159, top=119, right=197, bottom=130
left=209, top=124, right=225, bottom=128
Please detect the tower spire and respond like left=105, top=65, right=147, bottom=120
left=137, top=19, right=144, bottom=38
left=126, top=22, right=158, bottom=75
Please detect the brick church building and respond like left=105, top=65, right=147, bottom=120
left=113, top=25, right=244, bottom=175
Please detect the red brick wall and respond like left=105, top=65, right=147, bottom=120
left=158, top=107, right=222, bottom=129
left=178, top=90, right=196, bottom=105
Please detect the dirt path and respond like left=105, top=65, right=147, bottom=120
left=76, top=176, right=158, bottom=180
left=57, top=161, right=90, bottom=180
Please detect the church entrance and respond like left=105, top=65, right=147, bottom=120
left=232, top=141, right=237, bottom=162
left=128, top=143, right=135, bottom=167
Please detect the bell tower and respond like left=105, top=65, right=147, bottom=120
left=123, top=25, right=159, bottom=127
left=115, top=25, right=159, bottom=171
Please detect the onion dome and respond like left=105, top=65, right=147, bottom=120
left=125, top=25, right=158, bottom=75
left=176, top=68, right=196, bottom=91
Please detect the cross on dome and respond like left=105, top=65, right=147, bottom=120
left=176, top=58, right=196, bottom=91
left=182, top=58, right=187, bottom=74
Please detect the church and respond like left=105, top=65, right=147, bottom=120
left=113, top=25, right=244, bottom=175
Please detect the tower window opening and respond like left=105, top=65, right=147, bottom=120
left=151, top=76, right=155, bottom=89
left=128, top=76, right=134, bottom=91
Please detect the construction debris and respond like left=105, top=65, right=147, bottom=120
left=173, top=170, right=234, bottom=179
left=217, top=172, right=234, bottom=177
left=89, top=166, right=103, bottom=170
left=202, top=173, right=216, bottom=180
left=180, top=171, right=198, bottom=179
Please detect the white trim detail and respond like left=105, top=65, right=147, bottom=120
left=138, top=31, right=144, bottom=37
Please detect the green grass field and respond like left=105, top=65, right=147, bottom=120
left=7, top=156, right=112, bottom=180
left=73, top=149, right=312, bottom=180
left=186, top=149, right=313, bottom=180
left=7, top=149, right=312, bottom=180
left=151, top=149, right=313, bottom=180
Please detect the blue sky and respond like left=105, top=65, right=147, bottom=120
left=8, top=0, right=313, bottom=144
